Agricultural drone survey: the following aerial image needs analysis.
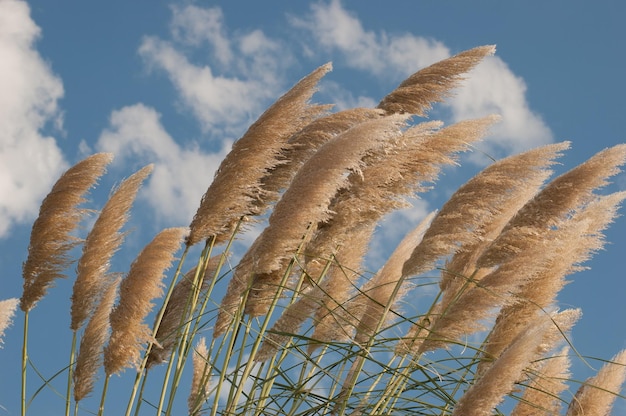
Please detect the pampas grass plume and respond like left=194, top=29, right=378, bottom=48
left=187, top=64, right=332, bottom=246
left=104, top=227, right=186, bottom=375
left=0, top=298, right=19, bottom=346
left=73, top=276, right=120, bottom=402
left=566, top=349, right=626, bottom=416
left=71, top=164, right=153, bottom=331
left=21, top=153, right=113, bottom=312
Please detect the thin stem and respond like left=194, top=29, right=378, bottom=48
left=98, top=375, right=110, bottom=416
left=66, top=331, right=77, bottom=416
left=158, top=239, right=214, bottom=415
left=131, top=370, right=149, bottom=416
left=22, top=309, right=29, bottom=416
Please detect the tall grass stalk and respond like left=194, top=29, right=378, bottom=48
left=8, top=46, right=626, bottom=415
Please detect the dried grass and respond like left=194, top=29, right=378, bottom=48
left=21, top=153, right=112, bottom=312
left=104, top=227, right=186, bottom=375
left=71, top=165, right=152, bottom=331
left=187, top=64, right=333, bottom=246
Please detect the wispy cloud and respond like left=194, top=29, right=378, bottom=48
left=289, top=0, right=450, bottom=77
left=96, top=104, right=231, bottom=225
left=169, top=5, right=233, bottom=65
left=100, top=5, right=304, bottom=227
left=0, top=0, right=67, bottom=238
left=139, top=5, right=292, bottom=136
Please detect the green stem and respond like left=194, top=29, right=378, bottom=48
left=98, top=375, right=110, bottom=416
left=66, top=331, right=77, bottom=416
left=22, top=309, right=29, bottom=416
left=131, top=370, right=149, bottom=416
left=162, top=237, right=216, bottom=415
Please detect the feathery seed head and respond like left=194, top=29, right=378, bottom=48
left=566, top=349, right=626, bottom=416
left=71, top=164, right=153, bottom=331
left=187, top=64, right=333, bottom=246
left=0, top=298, right=19, bottom=346
left=21, top=153, right=113, bottom=312
left=104, top=227, right=186, bottom=375
left=378, top=45, right=496, bottom=116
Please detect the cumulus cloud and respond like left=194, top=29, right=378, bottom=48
left=0, top=0, right=67, bottom=238
left=290, top=0, right=450, bottom=77
left=140, top=5, right=291, bottom=136
left=96, top=104, right=231, bottom=225
left=293, top=0, right=553, bottom=159
left=446, top=57, right=554, bottom=159
left=170, top=5, right=233, bottom=65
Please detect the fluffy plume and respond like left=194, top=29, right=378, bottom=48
left=452, top=317, right=553, bottom=416
left=214, top=114, right=408, bottom=337
left=71, top=165, right=153, bottom=331
left=378, top=45, right=496, bottom=116
left=511, top=347, right=571, bottom=416
left=73, top=276, right=120, bottom=402
left=21, top=153, right=113, bottom=312
left=307, top=117, right=491, bottom=270
left=250, top=113, right=407, bottom=276
left=477, top=144, right=626, bottom=269
left=397, top=143, right=568, bottom=354
left=0, top=298, right=19, bottom=346
left=309, top=223, right=374, bottom=345
left=188, top=337, right=211, bottom=416
left=104, top=227, right=186, bottom=375
left=402, top=142, right=568, bottom=279
left=566, top=349, right=626, bottom=416
left=260, top=108, right=385, bottom=201
left=300, top=117, right=494, bottom=343
left=187, top=64, right=332, bottom=246
left=257, top=214, right=429, bottom=361
left=479, top=192, right=626, bottom=371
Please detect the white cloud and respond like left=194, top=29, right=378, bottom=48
left=106, top=1, right=553, bottom=233
left=96, top=104, right=231, bottom=225
left=290, top=0, right=450, bottom=77
left=139, top=36, right=264, bottom=135
left=140, top=5, right=292, bottom=136
left=0, top=0, right=67, bottom=238
left=169, top=5, right=233, bottom=66
left=446, top=56, right=554, bottom=160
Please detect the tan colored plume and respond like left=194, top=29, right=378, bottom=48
left=214, top=113, right=408, bottom=337
left=188, top=337, right=211, bottom=416
left=510, top=347, right=572, bottom=416
left=397, top=142, right=569, bottom=354
left=378, top=45, right=495, bottom=116
left=73, top=275, right=120, bottom=402
left=71, top=164, right=153, bottom=331
left=21, top=153, right=113, bottom=312
left=187, top=63, right=333, bottom=247
left=452, top=316, right=554, bottom=416
left=104, top=227, right=186, bottom=375
left=147, top=256, right=222, bottom=368
left=566, top=349, right=626, bottom=416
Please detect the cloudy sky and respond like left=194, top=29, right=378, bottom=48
left=1, top=0, right=625, bottom=414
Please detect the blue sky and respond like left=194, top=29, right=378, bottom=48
left=1, top=0, right=625, bottom=414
